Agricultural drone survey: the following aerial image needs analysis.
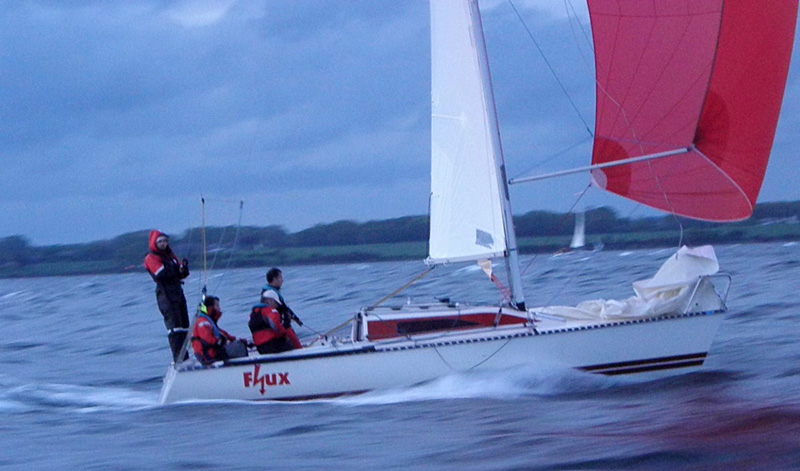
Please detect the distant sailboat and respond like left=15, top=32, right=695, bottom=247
left=159, top=0, right=796, bottom=403
left=570, top=211, right=586, bottom=251
left=555, top=210, right=604, bottom=255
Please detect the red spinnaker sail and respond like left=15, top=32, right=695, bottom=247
left=588, top=0, right=796, bottom=221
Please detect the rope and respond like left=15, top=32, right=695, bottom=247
left=318, top=266, right=438, bottom=339
left=509, top=136, right=592, bottom=183
left=507, top=0, right=684, bottom=245
left=212, top=200, right=245, bottom=294
left=430, top=324, right=517, bottom=372
left=319, top=317, right=355, bottom=339
left=174, top=197, right=245, bottom=366
left=519, top=183, right=590, bottom=276
left=201, top=197, right=208, bottom=287
left=507, top=0, right=593, bottom=137
left=369, top=266, right=437, bottom=309
left=563, top=0, right=595, bottom=71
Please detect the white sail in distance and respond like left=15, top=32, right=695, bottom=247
left=570, top=211, right=586, bottom=250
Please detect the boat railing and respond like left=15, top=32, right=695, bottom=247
left=682, top=273, right=731, bottom=314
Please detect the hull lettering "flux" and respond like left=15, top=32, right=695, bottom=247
left=243, top=364, right=290, bottom=395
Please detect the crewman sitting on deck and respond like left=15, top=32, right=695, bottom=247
left=191, top=296, right=248, bottom=365
left=249, top=291, right=303, bottom=355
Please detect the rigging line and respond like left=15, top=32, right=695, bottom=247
left=519, top=183, right=590, bottom=277
left=563, top=0, right=594, bottom=71
left=542, top=185, right=592, bottom=306
left=587, top=9, right=686, bottom=244
left=173, top=225, right=199, bottom=297
left=506, top=0, right=593, bottom=138
left=468, top=336, right=514, bottom=371
left=320, top=316, right=355, bottom=338
left=619, top=22, right=687, bottom=249
left=370, top=306, right=468, bottom=346
left=297, top=321, right=327, bottom=338
left=632, top=20, right=695, bottom=249
left=509, top=136, right=592, bottom=182
left=519, top=252, right=539, bottom=277
left=433, top=321, right=519, bottom=372
left=197, top=197, right=244, bottom=204
left=545, top=252, right=584, bottom=307
left=212, top=200, right=245, bottom=295
left=369, top=266, right=437, bottom=309
left=201, top=196, right=208, bottom=288
left=645, top=158, right=685, bottom=249
left=431, top=343, right=458, bottom=371
left=317, top=266, right=439, bottom=340
left=175, top=225, right=195, bottom=263
left=205, top=199, right=245, bottom=275
left=426, top=191, right=433, bottom=260
left=207, top=225, right=229, bottom=274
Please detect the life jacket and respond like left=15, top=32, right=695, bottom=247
left=249, top=304, right=283, bottom=346
left=191, top=312, right=226, bottom=363
left=261, top=285, right=285, bottom=304
left=145, top=251, right=179, bottom=281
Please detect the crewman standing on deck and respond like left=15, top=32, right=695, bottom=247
left=144, top=230, right=190, bottom=362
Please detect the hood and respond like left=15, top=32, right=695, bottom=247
left=148, top=230, right=168, bottom=253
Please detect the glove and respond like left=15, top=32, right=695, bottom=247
left=180, top=258, right=190, bottom=277
left=292, top=313, right=304, bottom=327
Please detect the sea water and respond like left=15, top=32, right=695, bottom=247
left=1, top=243, right=799, bottom=470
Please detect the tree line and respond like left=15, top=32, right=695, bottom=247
left=1, top=201, right=798, bottom=277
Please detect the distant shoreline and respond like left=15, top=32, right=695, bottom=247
left=2, top=222, right=798, bottom=278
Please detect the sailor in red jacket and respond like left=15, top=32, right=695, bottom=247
left=249, top=291, right=303, bottom=355
left=144, top=230, right=190, bottom=362
left=192, top=296, right=247, bottom=364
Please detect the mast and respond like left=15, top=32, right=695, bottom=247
left=468, top=0, right=526, bottom=310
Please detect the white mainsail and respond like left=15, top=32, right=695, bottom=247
left=427, top=0, right=507, bottom=264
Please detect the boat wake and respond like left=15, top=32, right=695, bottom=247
left=334, top=366, right=615, bottom=406
left=0, top=375, right=158, bottom=413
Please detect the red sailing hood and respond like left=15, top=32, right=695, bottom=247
left=148, top=230, right=171, bottom=255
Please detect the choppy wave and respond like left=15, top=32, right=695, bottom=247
left=0, top=376, right=157, bottom=413
left=1, top=243, right=799, bottom=470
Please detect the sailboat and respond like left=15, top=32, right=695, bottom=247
left=554, top=210, right=597, bottom=255
left=159, top=0, right=796, bottom=403
left=570, top=211, right=587, bottom=251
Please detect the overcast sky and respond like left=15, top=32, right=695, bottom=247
left=2, top=1, right=799, bottom=246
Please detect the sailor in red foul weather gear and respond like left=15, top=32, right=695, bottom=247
left=144, top=230, right=190, bottom=362
left=249, top=291, right=302, bottom=355
left=192, top=296, right=247, bottom=364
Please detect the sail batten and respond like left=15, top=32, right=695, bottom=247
left=589, top=0, right=796, bottom=221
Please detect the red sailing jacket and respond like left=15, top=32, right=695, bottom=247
left=249, top=305, right=302, bottom=349
left=144, top=230, right=188, bottom=284
left=192, top=313, right=236, bottom=363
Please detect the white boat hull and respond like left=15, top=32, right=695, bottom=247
left=159, top=310, right=724, bottom=403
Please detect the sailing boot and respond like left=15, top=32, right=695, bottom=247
left=168, top=329, right=189, bottom=362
